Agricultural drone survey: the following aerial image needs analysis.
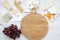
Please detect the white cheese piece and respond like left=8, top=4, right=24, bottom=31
left=1, top=13, right=12, bottom=23
left=3, top=0, right=12, bottom=11
left=42, top=1, right=53, bottom=10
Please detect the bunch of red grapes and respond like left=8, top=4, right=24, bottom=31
left=3, top=24, right=21, bottom=40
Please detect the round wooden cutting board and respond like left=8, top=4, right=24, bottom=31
left=21, top=13, right=48, bottom=40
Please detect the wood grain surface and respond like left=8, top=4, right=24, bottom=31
left=21, top=13, right=48, bottom=40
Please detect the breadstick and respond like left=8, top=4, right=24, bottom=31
left=14, top=0, right=23, bottom=13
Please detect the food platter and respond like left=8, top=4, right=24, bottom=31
left=0, top=0, right=60, bottom=40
